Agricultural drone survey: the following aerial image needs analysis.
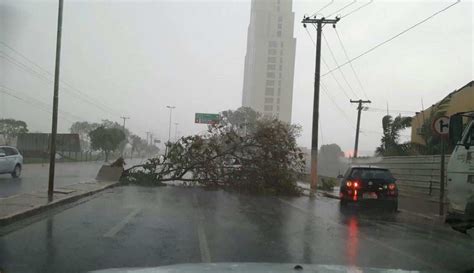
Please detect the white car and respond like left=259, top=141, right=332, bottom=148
left=0, top=146, right=23, bottom=178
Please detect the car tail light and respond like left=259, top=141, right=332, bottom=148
left=353, top=182, right=359, bottom=188
left=346, top=181, right=352, bottom=187
left=388, top=183, right=396, bottom=190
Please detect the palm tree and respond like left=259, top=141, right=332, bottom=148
left=376, top=115, right=412, bottom=156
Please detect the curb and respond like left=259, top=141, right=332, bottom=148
left=321, top=191, right=340, bottom=200
left=0, top=182, right=119, bottom=227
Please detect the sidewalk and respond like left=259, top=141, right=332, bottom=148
left=0, top=180, right=118, bottom=226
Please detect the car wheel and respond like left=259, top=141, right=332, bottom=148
left=11, top=164, right=21, bottom=178
left=340, top=199, right=348, bottom=207
left=390, top=200, right=398, bottom=212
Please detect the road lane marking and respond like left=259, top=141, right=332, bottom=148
left=277, top=198, right=440, bottom=270
left=103, top=208, right=141, bottom=238
left=193, top=193, right=211, bottom=263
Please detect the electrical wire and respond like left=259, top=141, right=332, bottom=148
left=327, top=0, right=357, bottom=17
left=341, top=0, right=373, bottom=18
left=304, top=27, right=352, bottom=100
left=310, top=0, right=335, bottom=18
left=334, top=28, right=370, bottom=99
left=0, top=42, right=121, bottom=117
left=321, top=30, right=359, bottom=98
left=0, top=86, right=80, bottom=122
left=322, top=0, right=461, bottom=77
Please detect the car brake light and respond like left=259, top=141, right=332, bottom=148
left=353, top=182, right=359, bottom=188
left=388, top=183, right=396, bottom=190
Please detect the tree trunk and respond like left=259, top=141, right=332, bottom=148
left=105, top=151, right=109, bottom=162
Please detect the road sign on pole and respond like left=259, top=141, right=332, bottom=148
left=432, top=115, right=449, bottom=216
left=195, top=113, right=219, bottom=124
left=432, top=116, right=450, bottom=137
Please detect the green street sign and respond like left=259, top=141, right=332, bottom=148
left=195, top=113, right=219, bottom=124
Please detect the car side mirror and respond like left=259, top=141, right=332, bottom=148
left=0, top=153, right=5, bottom=157
left=337, top=174, right=343, bottom=179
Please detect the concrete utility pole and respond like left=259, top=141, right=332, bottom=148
left=48, top=0, right=64, bottom=202
left=145, top=131, right=151, bottom=145
left=165, top=105, right=175, bottom=155
left=302, top=16, right=340, bottom=195
left=350, top=99, right=371, bottom=158
left=120, top=116, right=130, bottom=131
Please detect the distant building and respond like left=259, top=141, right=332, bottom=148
left=411, top=81, right=474, bottom=145
left=241, top=0, right=296, bottom=123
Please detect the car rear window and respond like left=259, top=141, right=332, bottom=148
left=4, top=148, right=18, bottom=156
left=350, top=168, right=393, bottom=180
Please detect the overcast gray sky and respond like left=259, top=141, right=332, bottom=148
left=0, top=0, right=472, bottom=155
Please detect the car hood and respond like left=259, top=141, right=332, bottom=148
left=89, top=263, right=427, bottom=273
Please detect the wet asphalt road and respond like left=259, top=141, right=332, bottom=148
left=0, top=185, right=473, bottom=273
left=0, top=159, right=146, bottom=198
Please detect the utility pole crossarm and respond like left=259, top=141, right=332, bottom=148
left=302, top=17, right=340, bottom=24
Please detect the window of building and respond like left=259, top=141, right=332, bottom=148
left=278, top=87, right=281, bottom=95
left=268, top=56, right=276, bottom=63
left=278, top=23, right=282, bottom=30
left=277, top=31, right=282, bottom=37
left=278, top=16, right=283, bottom=22
left=269, top=41, right=277, bottom=48
left=280, top=50, right=283, bottom=56
left=268, top=48, right=277, bottom=55
left=277, top=105, right=280, bottom=111
left=267, top=72, right=275, bottom=78
left=265, top=87, right=274, bottom=96
left=264, top=105, right=273, bottom=111
left=266, top=80, right=275, bottom=87
left=281, top=42, right=284, bottom=47
left=279, top=73, right=282, bottom=79
left=267, top=64, right=276, bottom=71
left=279, top=65, right=282, bottom=71
left=265, top=97, right=274, bottom=103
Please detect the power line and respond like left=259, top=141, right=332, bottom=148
left=320, top=82, right=355, bottom=130
left=0, top=85, right=83, bottom=121
left=327, top=0, right=357, bottom=17
left=310, top=0, right=335, bottom=18
left=0, top=50, right=120, bottom=119
left=0, top=42, right=121, bottom=117
left=341, top=0, right=373, bottom=18
left=304, top=27, right=351, bottom=100
left=322, top=0, right=461, bottom=77
left=334, top=28, right=369, bottom=99
left=321, top=30, right=359, bottom=98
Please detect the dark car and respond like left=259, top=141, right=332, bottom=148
left=338, top=166, right=398, bottom=211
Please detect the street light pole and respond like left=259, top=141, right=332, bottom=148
left=47, top=0, right=64, bottom=202
left=165, top=106, right=175, bottom=155
left=174, top=122, right=179, bottom=141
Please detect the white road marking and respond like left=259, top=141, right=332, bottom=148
left=103, top=208, right=141, bottom=238
left=277, top=198, right=440, bottom=270
left=193, top=193, right=211, bottom=263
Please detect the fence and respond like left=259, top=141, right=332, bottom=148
left=351, top=155, right=449, bottom=198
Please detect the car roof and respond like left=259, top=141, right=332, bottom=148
left=349, top=165, right=389, bottom=171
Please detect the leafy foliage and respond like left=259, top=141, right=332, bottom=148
left=318, top=144, right=345, bottom=177
left=376, top=115, right=412, bottom=156
left=124, top=117, right=305, bottom=195
left=89, top=127, right=126, bottom=161
left=0, top=118, right=28, bottom=145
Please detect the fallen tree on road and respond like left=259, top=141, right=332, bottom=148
left=122, top=116, right=306, bottom=195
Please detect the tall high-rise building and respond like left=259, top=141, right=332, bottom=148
left=242, top=0, right=296, bottom=123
